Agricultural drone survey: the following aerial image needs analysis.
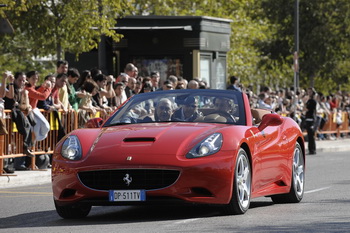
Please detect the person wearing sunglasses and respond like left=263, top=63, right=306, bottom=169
left=171, top=96, right=202, bottom=122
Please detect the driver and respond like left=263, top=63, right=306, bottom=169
left=209, top=97, right=236, bottom=123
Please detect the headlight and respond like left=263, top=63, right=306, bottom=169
left=61, top=135, right=82, bottom=160
left=186, top=133, right=223, bottom=158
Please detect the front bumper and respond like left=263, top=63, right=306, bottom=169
left=52, top=152, right=235, bottom=207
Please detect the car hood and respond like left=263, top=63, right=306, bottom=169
left=82, top=122, right=229, bottom=166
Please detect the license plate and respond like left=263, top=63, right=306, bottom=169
left=109, top=190, right=146, bottom=202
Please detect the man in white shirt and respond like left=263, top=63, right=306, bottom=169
left=257, top=93, right=275, bottom=111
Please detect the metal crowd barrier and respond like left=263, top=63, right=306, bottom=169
left=0, top=109, right=109, bottom=175
left=320, top=111, right=350, bottom=137
left=1, top=108, right=348, bottom=175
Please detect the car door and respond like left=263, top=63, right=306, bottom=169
left=253, top=124, right=283, bottom=190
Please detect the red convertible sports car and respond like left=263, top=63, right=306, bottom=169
left=52, top=89, right=305, bottom=219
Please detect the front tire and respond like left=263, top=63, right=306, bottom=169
left=54, top=200, right=91, bottom=219
left=223, top=148, right=251, bottom=215
left=271, top=142, right=305, bottom=203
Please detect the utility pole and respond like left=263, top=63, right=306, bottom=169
left=293, top=0, right=299, bottom=92
left=97, top=0, right=107, bottom=74
left=291, top=0, right=300, bottom=114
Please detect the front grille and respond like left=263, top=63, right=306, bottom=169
left=78, top=169, right=180, bottom=191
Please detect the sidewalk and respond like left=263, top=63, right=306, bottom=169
left=0, top=168, right=51, bottom=189
left=1, top=138, right=350, bottom=189
left=313, top=137, right=350, bottom=153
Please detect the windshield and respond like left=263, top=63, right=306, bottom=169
left=104, top=89, right=246, bottom=126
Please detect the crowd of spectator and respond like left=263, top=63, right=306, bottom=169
left=1, top=62, right=350, bottom=173
left=231, top=75, right=350, bottom=154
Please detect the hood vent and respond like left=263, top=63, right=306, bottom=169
left=123, top=137, right=156, bottom=142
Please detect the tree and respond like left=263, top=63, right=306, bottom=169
left=259, top=0, right=350, bottom=94
left=1, top=0, right=130, bottom=62
left=2, top=0, right=350, bottom=94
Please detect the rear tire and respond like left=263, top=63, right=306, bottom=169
left=54, top=200, right=91, bottom=219
left=271, top=142, right=305, bottom=203
left=223, top=148, right=251, bottom=215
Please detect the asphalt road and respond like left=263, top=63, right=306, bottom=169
left=0, top=150, right=350, bottom=233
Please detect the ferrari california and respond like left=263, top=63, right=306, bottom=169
left=52, top=89, right=305, bottom=219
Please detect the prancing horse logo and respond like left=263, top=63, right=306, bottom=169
left=123, top=174, right=132, bottom=186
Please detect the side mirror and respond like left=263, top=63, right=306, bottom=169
left=85, top=118, right=104, bottom=128
left=258, top=114, right=283, bottom=131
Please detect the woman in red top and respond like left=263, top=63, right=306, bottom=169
left=25, top=71, right=52, bottom=141
left=25, top=71, right=52, bottom=108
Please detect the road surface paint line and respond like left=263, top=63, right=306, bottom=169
left=164, top=218, right=200, bottom=228
left=304, top=186, right=331, bottom=194
left=173, top=218, right=200, bottom=225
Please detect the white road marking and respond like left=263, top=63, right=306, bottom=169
left=172, top=218, right=200, bottom=225
left=174, top=218, right=200, bottom=224
left=305, top=186, right=331, bottom=194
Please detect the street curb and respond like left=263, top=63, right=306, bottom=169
left=0, top=169, right=51, bottom=189
left=316, top=147, right=350, bottom=153
left=306, top=138, right=350, bottom=154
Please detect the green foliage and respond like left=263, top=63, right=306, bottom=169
left=1, top=0, right=350, bottom=93
left=131, top=0, right=272, bottom=90
left=131, top=0, right=350, bottom=93
left=259, top=0, right=350, bottom=93
left=1, top=0, right=130, bottom=63
left=0, top=26, right=56, bottom=77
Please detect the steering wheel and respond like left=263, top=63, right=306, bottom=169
left=211, top=111, right=236, bottom=123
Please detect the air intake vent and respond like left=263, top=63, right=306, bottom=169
left=123, top=137, right=156, bottom=142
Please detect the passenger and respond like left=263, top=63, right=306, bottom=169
left=171, top=96, right=202, bottom=122
left=154, top=98, right=174, bottom=121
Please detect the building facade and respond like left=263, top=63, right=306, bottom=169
left=66, top=16, right=232, bottom=89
